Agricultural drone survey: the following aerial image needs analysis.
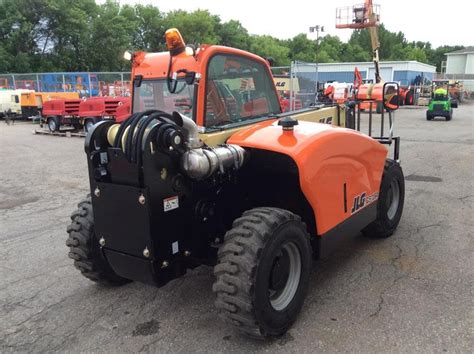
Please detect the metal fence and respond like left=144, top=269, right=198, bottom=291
left=0, top=72, right=132, bottom=97
left=271, top=62, right=320, bottom=112
left=290, top=62, right=319, bottom=110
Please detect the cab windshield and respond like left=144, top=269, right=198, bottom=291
left=205, top=54, right=281, bottom=129
left=132, top=79, right=194, bottom=118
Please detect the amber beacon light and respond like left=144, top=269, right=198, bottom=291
left=165, top=28, right=186, bottom=56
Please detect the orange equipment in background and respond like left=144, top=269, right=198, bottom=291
left=20, top=91, right=80, bottom=118
left=337, top=1, right=399, bottom=111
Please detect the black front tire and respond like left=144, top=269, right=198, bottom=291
left=362, top=160, right=405, bottom=238
left=47, top=116, right=60, bottom=132
left=213, top=207, right=312, bottom=339
left=66, top=196, right=131, bottom=286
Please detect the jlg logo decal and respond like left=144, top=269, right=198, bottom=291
left=351, top=192, right=366, bottom=214
left=319, top=117, right=333, bottom=124
left=351, top=192, right=379, bottom=214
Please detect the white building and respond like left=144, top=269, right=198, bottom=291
left=445, top=47, right=474, bottom=91
left=294, top=60, right=436, bottom=87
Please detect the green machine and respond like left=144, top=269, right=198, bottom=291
left=426, top=80, right=458, bottom=121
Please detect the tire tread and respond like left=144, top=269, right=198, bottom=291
left=213, top=207, right=309, bottom=339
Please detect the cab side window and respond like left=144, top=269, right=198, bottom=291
left=205, top=54, right=281, bottom=128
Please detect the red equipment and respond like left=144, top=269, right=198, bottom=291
left=78, top=97, right=130, bottom=132
left=42, top=99, right=81, bottom=118
left=115, top=99, right=132, bottom=122
left=0, top=78, right=10, bottom=89
left=41, top=96, right=131, bottom=132
left=15, top=80, right=36, bottom=90
left=41, top=99, right=81, bottom=132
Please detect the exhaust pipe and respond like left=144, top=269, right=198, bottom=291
left=179, top=114, right=247, bottom=180
left=181, top=145, right=246, bottom=180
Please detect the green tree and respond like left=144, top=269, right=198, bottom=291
left=132, top=4, right=166, bottom=51
left=88, top=1, right=136, bottom=71
left=249, top=35, right=290, bottom=65
left=164, top=10, right=220, bottom=45
left=287, top=34, right=316, bottom=63
left=316, top=35, right=345, bottom=62
left=406, top=47, right=428, bottom=63
left=218, top=20, right=250, bottom=50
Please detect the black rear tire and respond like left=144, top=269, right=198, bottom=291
left=47, top=116, right=60, bottom=132
left=362, top=160, right=405, bottom=238
left=446, top=110, right=452, bottom=121
left=213, top=207, right=312, bottom=339
left=66, top=196, right=131, bottom=286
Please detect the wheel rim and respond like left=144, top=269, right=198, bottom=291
left=269, top=241, right=301, bottom=311
left=48, top=119, right=56, bottom=131
left=386, top=179, right=400, bottom=220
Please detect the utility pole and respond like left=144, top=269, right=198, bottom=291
left=309, top=25, right=325, bottom=41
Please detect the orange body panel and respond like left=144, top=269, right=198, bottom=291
left=228, top=120, right=388, bottom=235
left=356, top=83, right=383, bottom=101
left=132, top=46, right=279, bottom=127
left=359, top=100, right=377, bottom=111
left=131, top=39, right=388, bottom=235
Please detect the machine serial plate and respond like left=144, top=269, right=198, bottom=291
left=163, top=196, right=179, bottom=212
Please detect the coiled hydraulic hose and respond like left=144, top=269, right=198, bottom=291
left=114, top=110, right=184, bottom=165
left=113, top=110, right=157, bottom=149
left=132, top=112, right=174, bottom=165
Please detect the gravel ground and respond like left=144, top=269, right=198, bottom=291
left=0, top=103, right=473, bottom=352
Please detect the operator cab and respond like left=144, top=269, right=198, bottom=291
left=128, top=28, right=282, bottom=133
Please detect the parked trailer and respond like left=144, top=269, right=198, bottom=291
left=78, top=97, right=130, bottom=132
left=41, top=99, right=82, bottom=132
left=41, top=96, right=131, bottom=132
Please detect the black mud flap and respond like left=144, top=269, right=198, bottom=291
left=92, top=182, right=152, bottom=258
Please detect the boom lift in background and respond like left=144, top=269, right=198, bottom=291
left=336, top=1, right=400, bottom=113
left=337, top=0, right=382, bottom=84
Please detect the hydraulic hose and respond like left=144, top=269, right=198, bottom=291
left=132, top=112, right=173, bottom=164
left=125, top=110, right=161, bottom=158
left=114, top=110, right=157, bottom=149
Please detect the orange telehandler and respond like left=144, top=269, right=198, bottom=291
left=65, top=28, right=404, bottom=339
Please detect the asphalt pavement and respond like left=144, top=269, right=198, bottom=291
left=0, top=103, right=473, bottom=352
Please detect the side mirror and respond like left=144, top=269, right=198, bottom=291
left=383, top=82, right=399, bottom=111
left=186, top=71, right=201, bottom=85
left=451, top=99, right=458, bottom=108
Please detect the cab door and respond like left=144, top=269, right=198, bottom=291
left=11, top=94, right=21, bottom=114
